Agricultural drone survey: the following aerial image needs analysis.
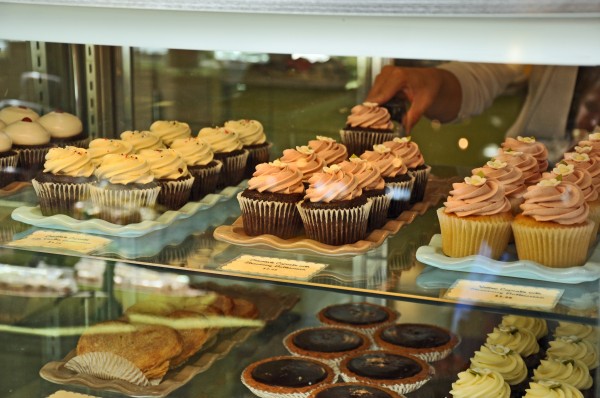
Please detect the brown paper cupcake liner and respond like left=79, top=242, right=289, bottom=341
left=244, top=143, right=271, bottom=178
left=339, top=129, right=399, bottom=157
left=237, top=193, right=302, bottom=239
left=64, top=352, right=153, bottom=386
left=386, top=177, right=415, bottom=218
left=89, top=184, right=160, bottom=225
left=32, top=179, right=91, bottom=219
left=367, top=192, right=393, bottom=230
left=408, top=165, right=431, bottom=204
left=189, top=160, right=223, bottom=201
left=156, top=175, right=195, bottom=210
left=297, top=199, right=372, bottom=246
left=217, top=149, right=249, bottom=189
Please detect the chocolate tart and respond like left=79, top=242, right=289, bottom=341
left=374, top=323, right=459, bottom=362
left=317, top=302, right=398, bottom=334
left=241, top=356, right=336, bottom=398
left=283, top=327, right=371, bottom=367
left=339, top=350, right=433, bottom=395
left=307, top=382, right=406, bottom=398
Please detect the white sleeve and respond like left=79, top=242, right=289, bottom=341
left=437, top=62, right=525, bottom=121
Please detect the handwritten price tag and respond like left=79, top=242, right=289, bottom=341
left=220, top=255, right=328, bottom=280
left=8, top=230, right=111, bottom=254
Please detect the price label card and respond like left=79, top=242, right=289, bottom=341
left=220, top=255, right=328, bottom=280
left=443, top=279, right=564, bottom=310
left=8, top=230, right=111, bottom=254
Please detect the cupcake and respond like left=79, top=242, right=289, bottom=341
left=338, top=350, right=433, bottom=395
left=437, top=174, right=512, bottom=259
left=573, top=144, right=600, bottom=162
left=170, top=137, right=222, bottom=200
left=241, top=356, right=336, bottom=398
left=500, top=315, right=548, bottom=343
left=238, top=160, right=304, bottom=239
left=450, top=368, right=511, bottom=398
left=89, top=154, right=160, bottom=225
left=512, top=178, right=594, bottom=267
left=546, top=336, right=599, bottom=370
left=338, top=156, right=391, bottom=229
left=472, top=159, right=526, bottom=214
left=360, top=145, right=414, bottom=218
left=283, top=326, right=371, bottom=368
left=224, top=119, right=270, bottom=178
left=38, top=110, right=88, bottom=148
left=297, top=164, right=371, bottom=245
left=554, top=322, right=599, bottom=343
left=279, top=145, right=326, bottom=185
left=308, top=135, right=348, bottom=166
left=317, top=302, right=398, bottom=335
left=374, top=323, right=459, bottom=362
left=577, top=131, right=600, bottom=159
left=87, top=138, right=134, bottom=166
left=0, top=105, right=39, bottom=125
left=470, top=344, right=528, bottom=393
left=382, top=137, right=430, bottom=204
left=149, top=120, right=191, bottom=146
left=523, top=380, right=584, bottom=398
left=500, top=136, right=549, bottom=174
left=32, top=146, right=96, bottom=218
left=485, top=325, right=541, bottom=368
left=0, top=131, right=18, bottom=188
left=120, top=130, right=164, bottom=152
left=4, top=117, right=53, bottom=180
left=197, top=126, right=248, bottom=188
left=308, top=383, right=405, bottom=398
left=138, top=148, right=194, bottom=210
left=533, top=358, right=593, bottom=392
left=494, top=150, right=541, bottom=185
left=563, top=152, right=600, bottom=193
left=340, top=102, right=398, bottom=156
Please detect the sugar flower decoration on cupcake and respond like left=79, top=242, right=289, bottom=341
left=574, top=145, right=592, bottom=155
left=393, top=136, right=411, bottom=144
left=316, top=135, right=335, bottom=142
left=552, top=163, right=575, bottom=176
left=564, top=152, right=590, bottom=162
left=589, top=132, right=600, bottom=141
left=486, top=159, right=508, bottom=169
left=501, top=149, right=524, bottom=157
left=465, top=174, right=486, bottom=186
left=537, top=178, right=562, bottom=187
left=517, top=136, right=536, bottom=144
left=373, top=144, right=392, bottom=154
left=296, top=145, right=314, bottom=155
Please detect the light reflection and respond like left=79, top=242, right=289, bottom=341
left=483, top=144, right=500, bottom=158
left=458, top=138, right=469, bottom=150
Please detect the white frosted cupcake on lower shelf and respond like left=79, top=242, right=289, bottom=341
left=523, top=380, right=583, bottom=398
left=450, top=368, right=510, bottom=398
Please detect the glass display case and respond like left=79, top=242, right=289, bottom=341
left=0, top=2, right=599, bottom=398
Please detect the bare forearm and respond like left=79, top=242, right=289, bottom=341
left=423, top=68, right=462, bottom=123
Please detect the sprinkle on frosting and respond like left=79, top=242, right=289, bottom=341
left=487, top=159, right=508, bottom=169
left=465, top=175, right=486, bottom=186
left=120, top=130, right=164, bottom=152
left=88, top=139, right=134, bottom=165
left=517, top=136, right=536, bottom=143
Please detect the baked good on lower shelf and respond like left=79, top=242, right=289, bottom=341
left=0, top=105, right=39, bottom=124
left=523, top=380, right=584, bottom=398
left=47, top=391, right=99, bottom=398
left=241, top=356, right=336, bottom=398
left=546, top=336, right=599, bottom=370
left=500, top=315, right=548, bottom=342
left=317, top=302, right=398, bottom=334
left=449, top=368, right=510, bottom=398
left=485, top=325, right=541, bottom=368
left=532, top=358, right=593, bottom=392
left=469, top=344, right=528, bottom=390
left=374, top=323, right=459, bottom=362
left=554, top=321, right=599, bottom=343
left=165, top=310, right=213, bottom=368
left=308, top=382, right=406, bottom=398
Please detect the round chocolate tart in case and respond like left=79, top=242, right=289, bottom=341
left=374, top=323, right=459, bottom=362
left=318, top=302, right=398, bottom=334
left=241, top=356, right=336, bottom=398
left=308, top=382, right=406, bottom=398
left=284, top=327, right=370, bottom=366
left=339, top=350, right=432, bottom=395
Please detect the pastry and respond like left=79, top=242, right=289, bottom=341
left=546, top=335, right=599, bottom=370
left=450, top=368, right=510, bottom=398
left=523, top=380, right=584, bottom=398
left=120, top=130, right=164, bottom=152
left=500, top=315, right=548, bottom=342
left=38, top=110, right=88, bottom=148
left=224, top=119, right=270, bottom=178
left=317, top=302, right=398, bottom=335
left=374, top=323, right=459, bottom=362
left=197, top=126, right=248, bottom=188
left=308, top=135, right=348, bottom=165
left=170, top=137, right=222, bottom=200
left=470, top=344, right=528, bottom=395
left=472, top=159, right=526, bottom=214
left=166, top=310, right=212, bottom=368
left=279, top=145, right=326, bottom=184
left=500, top=136, right=549, bottom=173
left=533, top=358, right=593, bottom=391
left=494, top=150, right=541, bottom=185
left=554, top=321, right=599, bottom=343
left=307, top=382, right=405, bottom=398
left=382, top=137, right=430, bottom=204
left=485, top=325, right=541, bottom=368
left=149, top=120, right=191, bottom=146
left=87, top=138, right=134, bottom=166
left=340, top=102, right=398, bottom=157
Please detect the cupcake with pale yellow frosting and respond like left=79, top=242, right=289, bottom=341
left=297, top=164, right=371, bottom=245
left=512, top=178, right=594, bottom=267
left=38, top=111, right=88, bottom=148
left=120, top=130, right=164, bottom=153
left=500, top=136, right=549, bottom=174
left=472, top=159, right=526, bottom=214
left=87, top=138, right=134, bottom=166
left=238, top=160, right=304, bottom=239
left=148, top=120, right=191, bottom=146
left=138, top=148, right=194, bottom=210
left=308, top=136, right=348, bottom=166
left=279, top=146, right=326, bottom=184
left=494, top=149, right=541, bottom=186
left=546, top=336, right=599, bottom=370
left=339, top=102, right=398, bottom=157
left=170, top=137, right=222, bottom=200
left=554, top=321, right=599, bottom=343
left=450, top=368, right=510, bottom=398
left=197, top=126, right=248, bottom=188
left=89, top=154, right=160, bottom=225
left=382, top=137, right=431, bottom=204
left=523, top=380, right=584, bottom=398
left=224, top=119, right=270, bottom=178
left=470, top=343, right=528, bottom=395
left=533, top=358, right=593, bottom=392
left=437, top=174, right=512, bottom=259
left=486, top=325, right=541, bottom=368
left=32, top=146, right=96, bottom=218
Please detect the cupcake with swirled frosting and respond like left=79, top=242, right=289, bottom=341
left=89, top=154, right=160, bottom=225
left=437, top=174, right=512, bottom=259
left=500, top=136, right=549, bottom=174
left=563, top=152, right=600, bottom=193
left=554, top=322, right=599, bottom=344
left=308, top=136, right=348, bottom=166
left=472, top=159, right=526, bottom=214
left=470, top=344, right=528, bottom=395
left=297, top=164, right=371, bottom=245
left=197, top=126, right=248, bottom=188
left=4, top=117, right=53, bottom=180
left=237, top=160, right=304, bottom=239
left=149, top=120, right=191, bottom=146
left=0, top=105, right=39, bottom=125
left=224, top=119, right=270, bottom=178
left=382, top=137, right=431, bottom=204
left=87, top=139, right=134, bottom=166
left=0, top=131, right=18, bottom=188
left=494, top=149, right=541, bottom=186
left=523, top=380, right=584, bottom=398
left=32, top=146, right=96, bottom=219
left=512, top=178, right=594, bottom=267
left=138, top=148, right=194, bottom=210
left=577, top=131, right=600, bottom=160
left=120, top=130, right=164, bottom=153
left=38, top=111, right=88, bottom=148
left=450, top=368, right=510, bottom=398
left=546, top=336, right=599, bottom=370
left=340, top=102, right=399, bottom=157
left=533, top=358, right=593, bottom=392
left=279, top=146, right=326, bottom=184
left=485, top=325, right=541, bottom=368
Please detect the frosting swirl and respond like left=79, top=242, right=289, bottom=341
left=444, top=175, right=511, bottom=217
left=197, top=127, right=243, bottom=153
left=533, top=358, right=593, bottom=390
left=223, top=119, right=266, bottom=146
left=520, top=180, right=589, bottom=225
left=4, top=118, right=50, bottom=145
left=495, top=150, right=541, bottom=185
left=469, top=344, right=528, bottom=385
left=501, top=136, right=548, bottom=173
left=359, top=145, right=408, bottom=178
left=138, top=148, right=189, bottom=180
left=94, top=154, right=154, bottom=185
left=308, top=136, right=348, bottom=165
left=0, top=131, right=12, bottom=152
left=337, top=157, right=384, bottom=191
left=555, top=322, right=599, bottom=343
left=120, top=130, right=164, bottom=152
left=450, top=368, right=510, bottom=398
left=88, top=139, right=134, bottom=165
left=546, top=336, right=599, bottom=369
left=524, top=381, right=584, bottom=398
left=0, top=106, right=39, bottom=124
left=248, top=161, right=304, bottom=194
left=170, top=137, right=214, bottom=166
left=345, top=102, right=394, bottom=130
left=486, top=326, right=539, bottom=357
left=543, top=163, right=598, bottom=203
left=279, top=146, right=325, bottom=182
left=43, top=146, right=94, bottom=177
left=501, top=316, right=548, bottom=340
left=472, top=160, right=526, bottom=198
left=38, top=111, right=83, bottom=139
left=563, top=152, right=600, bottom=191
left=382, top=137, right=425, bottom=168
left=149, top=120, right=191, bottom=145
left=304, top=165, right=362, bottom=202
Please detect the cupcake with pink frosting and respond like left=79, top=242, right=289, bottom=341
left=472, top=159, right=526, bottom=214
left=297, top=164, right=371, bottom=245
left=382, top=137, right=430, bottom=204
left=494, top=149, right=541, bottom=186
left=437, top=174, right=512, bottom=259
left=563, top=152, right=600, bottom=191
left=500, top=136, right=549, bottom=174
left=308, top=136, right=348, bottom=166
left=339, top=102, right=398, bottom=157
left=576, top=130, right=600, bottom=160
left=279, top=146, right=326, bottom=185
left=238, top=160, right=304, bottom=239
left=513, top=178, right=594, bottom=267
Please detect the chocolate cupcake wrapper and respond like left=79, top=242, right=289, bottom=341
left=297, top=199, right=372, bottom=246
left=408, top=165, right=431, bottom=204
left=157, top=175, right=195, bottom=210
left=339, top=129, right=400, bottom=157
left=0, top=153, right=18, bottom=169
left=244, top=143, right=271, bottom=178
left=64, top=351, right=156, bottom=386
left=339, top=365, right=434, bottom=395
left=368, top=192, right=393, bottom=230
left=32, top=179, right=91, bottom=218
left=89, top=184, right=160, bottom=225
left=189, top=160, right=223, bottom=201
left=386, top=177, right=415, bottom=218
left=53, top=138, right=90, bottom=149
left=237, top=193, right=302, bottom=239
left=217, top=149, right=249, bottom=189
left=15, top=147, right=52, bottom=180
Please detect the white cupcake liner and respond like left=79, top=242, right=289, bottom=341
left=367, top=192, right=393, bottom=229
left=89, top=184, right=160, bottom=225
left=339, top=364, right=434, bottom=395
left=217, top=149, right=249, bottom=188
left=339, top=129, right=399, bottom=157
left=408, top=165, right=431, bottom=204
left=15, top=146, right=52, bottom=178
left=64, top=352, right=154, bottom=386
left=189, top=160, right=223, bottom=200
left=0, top=153, right=18, bottom=169
left=386, top=177, right=415, bottom=218
left=32, top=179, right=91, bottom=218
left=156, top=175, right=195, bottom=210
left=237, top=192, right=302, bottom=239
